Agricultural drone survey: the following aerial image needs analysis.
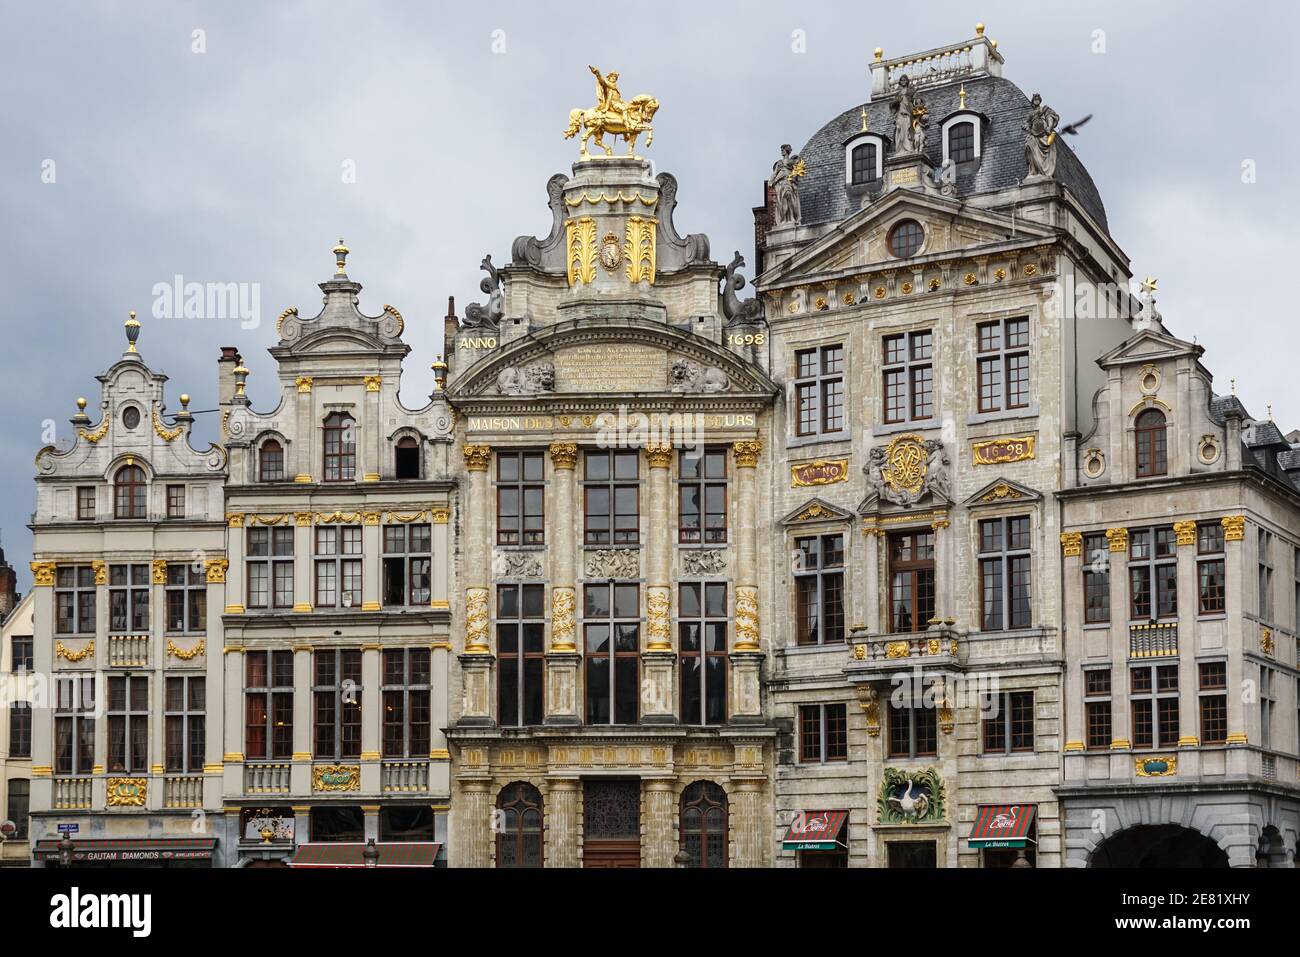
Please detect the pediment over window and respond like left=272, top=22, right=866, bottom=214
left=1096, top=328, right=1203, bottom=370
left=780, top=497, right=855, bottom=528
left=963, top=477, right=1042, bottom=509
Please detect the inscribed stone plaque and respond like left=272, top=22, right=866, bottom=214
left=554, top=343, right=665, bottom=392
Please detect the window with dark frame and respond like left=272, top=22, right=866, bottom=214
left=978, top=516, right=1031, bottom=631
left=164, top=676, right=205, bottom=773
left=165, top=563, right=207, bottom=633
left=54, top=675, right=95, bottom=775
left=679, top=582, right=727, bottom=726
left=948, top=120, right=976, bottom=162
left=583, top=450, right=639, bottom=545
left=1084, top=669, right=1112, bottom=750
left=259, top=440, right=285, bottom=482
left=679, top=448, right=727, bottom=544
left=8, top=701, right=31, bottom=759
left=888, top=530, right=935, bottom=633
left=584, top=582, right=640, bottom=724
left=76, top=486, right=96, bottom=520
left=322, top=412, right=356, bottom=482
left=313, top=649, right=363, bottom=760
left=888, top=702, right=938, bottom=758
left=794, top=345, right=845, bottom=437
left=1197, top=522, right=1226, bottom=615
left=680, top=781, right=728, bottom=868
left=383, top=523, right=431, bottom=607
left=1134, top=409, right=1168, bottom=478
left=1198, top=661, right=1227, bottom=744
left=247, top=526, right=294, bottom=609
left=107, top=675, right=149, bottom=773
left=11, top=635, right=32, bottom=672
left=55, top=566, right=96, bottom=635
left=882, top=330, right=933, bottom=424
left=497, top=451, right=545, bottom=545
left=1131, top=664, right=1179, bottom=750
left=982, top=690, right=1035, bottom=754
left=6, top=780, right=28, bottom=840
left=1129, top=526, right=1178, bottom=620
left=166, top=484, right=185, bottom=518
left=314, top=525, right=362, bottom=609
left=850, top=141, right=877, bottom=184
left=1258, top=528, right=1274, bottom=621
left=1260, top=665, right=1275, bottom=751
left=795, top=534, right=845, bottom=645
left=887, top=219, right=924, bottom=259
left=382, top=648, right=431, bottom=757
left=114, top=464, right=147, bottom=519
left=976, top=317, right=1030, bottom=413
left=395, top=435, right=421, bottom=479
left=245, top=650, right=293, bottom=760
left=108, top=563, right=150, bottom=633
left=497, top=584, right=545, bottom=727
left=799, top=703, right=848, bottom=763
left=495, top=782, right=543, bottom=868
left=1083, top=532, right=1110, bottom=624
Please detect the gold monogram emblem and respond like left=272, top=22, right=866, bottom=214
left=883, top=434, right=927, bottom=498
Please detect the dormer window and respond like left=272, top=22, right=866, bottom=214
left=323, top=413, right=356, bottom=482
left=843, top=132, right=885, bottom=186
left=114, top=464, right=146, bottom=519
left=1135, top=409, right=1168, bottom=478
left=259, top=440, right=285, bottom=482
left=941, top=114, right=983, bottom=165
left=395, top=436, right=420, bottom=480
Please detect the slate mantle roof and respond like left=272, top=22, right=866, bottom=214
left=1209, top=394, right=1300, bottom=493
left=793, top=75, right=1107, bottom=232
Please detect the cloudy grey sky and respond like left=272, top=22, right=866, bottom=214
left=3, top=0, right=1297, bottom=588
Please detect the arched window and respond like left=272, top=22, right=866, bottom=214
left=323, top=413, right=356, bottom=482
left=114, top=464, right=146, bottom=519
left=259, top=440, right=284, bottom=482
left=395, top=436, right=420, bottom=480
left=496, top=782, right=543, bottom=868
left=680, top=781, right=727, bottom=868
left=1135, top=409, right=1168, bottom=477
left=850, top=142, right=877, bottom=184
left=947, top=121, right=976, bottom=163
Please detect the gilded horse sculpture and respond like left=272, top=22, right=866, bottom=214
left=564, top=65, right=660, bottom=158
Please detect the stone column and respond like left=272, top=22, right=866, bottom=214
left=731, top=780, right=764, bottom=868
left=1173, top=520, right=1200, bottom=746
left=458, top=781, right=494, bottom=868
left=643, top=443, right=676, bottom=723
left=643, top=779, right=676, bottom=868
left=362, top=375, right=382, bottom=481
left=225, top=516, right=245, bottom=613
left=1222, top=515, right=1248, bottom=744
left=930, top=514, right=953, bottom=623
left=27, top=563, right=55, bottom=816
left=294, top=376, right=314, bottom=483
left=360, top=645, right=382, bottom=792
left=361, top=512, right=381, bottom=610
left=1105, top=527, right=1131, bottom=763
left=1059, top=533, right=1086, bottom=756
left=291, top=644, right=313, bottom=795
left=201, top=561, right=226, bottom=809
left=431, top=507, right=451, bottom=611
left=862, top=527, right=881, bottom=633
left=293, top=513, right=313, bottom=612
left=731, top=441, right=764, bottom=722
left=547, top=778, right=580, bottom=868
left=460, top=445, right=494, bottom=725
left=546, top=443, right=581, bottom=724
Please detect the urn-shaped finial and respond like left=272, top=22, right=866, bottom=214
left=125, top=310, right=141, bottom=353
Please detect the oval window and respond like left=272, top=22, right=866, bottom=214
left=888, top=219, right=924, bottom=259
left=122, top=406, right=141, bottom=429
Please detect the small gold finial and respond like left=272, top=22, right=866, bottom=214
left=1141, top=276, right=1158, bottom=294
left=431, top=354, right=448, bottom=391
left=958, top=84, right=967, bottom=109
left=1231, top=378, right=1237, bottom=396
left=1268, top=404, right=1274, bottom=421
left=232, top=364, right=249, bottom=398
left=990, top=39, right=997, bottom=50
left=179, top=394, right=190, bottom=409
left=124, top=310, right=141, bottom=353
left=76, top=397, right=87, bottom=410
left=975, top=23, right=985, bottom=36
left=859, top=106, right=869, bottom=132
left=333, top=238, right=349, bottom=275
left=873, top=47, right=883, bottom=62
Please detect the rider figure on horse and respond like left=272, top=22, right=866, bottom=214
left=590, top=64, right=628, bottom=126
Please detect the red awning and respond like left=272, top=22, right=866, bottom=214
left=33, top=838, right=216, bottom=862
left=968, top=805, right=1037, bottom=848
left=782, top=810, right=849, bottom=851
left=285, top=842, right=442, bottom=868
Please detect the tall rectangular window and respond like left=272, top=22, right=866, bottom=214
left=1084, top=669, right=1112, bottom=750
left=109, top=563, right=150, bottom=633
left=496, top=451, right=544, bottom=545
left=882, top=330, right=933, bottom=424
left=315, top=526, right=362, bottom=609
left=795, top=534, right=845, bottom=645
left=8, top=702, right=31, bottom=758
left=679, top=582, right=727, bottom=726
left=498, top=584, right=545, bottom=727
left=165, top=563, right=207, bottom=632
left=322, top=412, right=356, bottom=482
left=583, top=450, right=640, bottom=545
left=247, top=527, right=294, bottom=609
left=1131, top=664, right=1179, bottom=750
left=55, top=566, right=96, bottom=635
left=1129, top=526, right=1177, bottom=620
left=166, top=484, right=186, bottom=518
left=1260, top=666, right=1275, bottom=751
left=982, top=691, right=1035, bottom=754
left=678, top=448, right=728, bottom=544
left=1258, top=528, right=1274, bottom=621
left=794, top=344, right=845, bottom=437
left=976, top=317, right=1030, bottom=413
left=584, top=582, right=639, bottom=725
left=382, top=523, right=431, bottom=606
left=382, top=649, right=431, bottom=757
left=979, top=516, right=1031, bottom=630
left=799, top=704, right=847, bottom=763
left=888, top=704, right=938, bottom=758
left=6, top=780, right=28, bottom=840
left=1197, top=522, right=1226, bottom=615
left=76, top=487, right=96, bottom=521
left=165, top=676, right=205, bottom=772
left=107, top=675, right=149, bottom=773
left=1198, top=661, right=1227, bottom=745
left=850, top=142, right=877, bottom=183
left=1083, top=532, right=1110, bottom=623
left=11, top=635, right=33, bottom=672
left=245, top=650, right=293, bottom=760
left=888, top=530, right=934, bottom=633
left=314, top=649, right=363, bottom=760
left=54, top=675, right=96, bottom=774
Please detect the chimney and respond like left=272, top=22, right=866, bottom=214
left=443, top=296, right=459, bottom=372
left=218, top=346, right=242, bottom=409
left=0, top=542, right=17, bottom=620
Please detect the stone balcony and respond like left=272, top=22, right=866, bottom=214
left=844, top=623, right=962, bottom=683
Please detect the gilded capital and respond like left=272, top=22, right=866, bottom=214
left=91, top=560, right=108, bottom=585
left=643, top=442, right=674, bottom=469
left=463, top=444, right=492, bottom=472
left=30, top=561, right=56, bottom=586
left=1221, top=514, right=1245, bottom=541
left=152, top=559, right=168, bottom=584
left=1060, top=531, right=1083, bottom=557
left=204, top=558, right=229, bottom=583
left=295, top=376, right=313, bottom=394
left=732, top=440, right=763, bottom=468
left=549, top=442, right=578, bottom=470
left=364, top=375, right=382, bottom=393
left=1105, top=526, right=1128, bottom=552
left=1172, top=520, right=1196, bottom=546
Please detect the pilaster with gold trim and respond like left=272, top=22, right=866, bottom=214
left=546, top=442, right=581, bottom=725
left=730, top=439, right=764, bottom=722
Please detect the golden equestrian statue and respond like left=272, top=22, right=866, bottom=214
left=564, top=64, right=660, bottom=158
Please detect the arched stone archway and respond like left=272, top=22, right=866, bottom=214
left=1089, top=824, right=1229, bottom=868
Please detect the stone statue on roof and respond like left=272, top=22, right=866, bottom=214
left=769, top=144, right=805, bottom=227
left=891, top=75, right=928, bottom=155
left=1024, top=93, right=1060, bottom=180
